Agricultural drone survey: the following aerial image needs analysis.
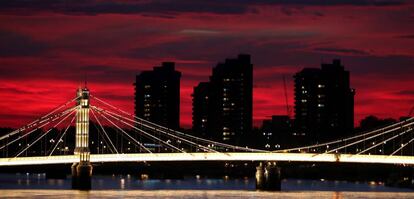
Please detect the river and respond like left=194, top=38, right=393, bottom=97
left=0, top=173, right=413, bottom=198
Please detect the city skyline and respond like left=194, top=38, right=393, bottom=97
left=1, top=1, right=414, bottom=129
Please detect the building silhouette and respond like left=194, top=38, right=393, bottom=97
left=192, top=54, right=253, bottom=144
left=261, top=115, right=295, bottom=150
left=135, top=62, right=181, bottom=130
left=192, top=82, right=210, bottom=138
left=294, top=59, right=355, bottom=142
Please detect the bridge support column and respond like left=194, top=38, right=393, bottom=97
left=72, top=162, right=93, bottom=190
left=72, top=87, right=93, bottom=190
left=255, top=162, right=281, bottom=191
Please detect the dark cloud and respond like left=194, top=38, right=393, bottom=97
left=0, top=87, right=36, bottom=95
left=0, top=0, right=248, bottom=15
left=0, top=63, right=138, bottom=84
left=0, top=30, right=47, bottom=57
left=280, top=7, right=325, bottom=17
left=314, top=47, right=369, bottom=55
left=396, top=34, right=414, bottom=39
left=396, top=90, right=414, bottom=95
left=0, top=0, right=407, bottom=16
left=127, top=34, right=414, bottom=78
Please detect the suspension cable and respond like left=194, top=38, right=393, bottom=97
left=94, top=106, right=184, bottom=153
left=390, top=133, right=414, bottom=156
left=93, top=107, right=152, bottom=153
left=48, top=112, right=77, bottom=156
left=0, top=96, right=79, bottom=142
left=90, top=108, right=118, bottom=154
left=90, top=95, right=266, bottom=152
left=15, top=108, right=76, bottom=157
left=97, top=106, right=219, bottom=153
left=0, top=106, right=77, bottom=151
left=274, top=117, right=414, bottom=153
left=324, top=121, right=414, bottom=154
left=90, top=115, right=116, bottom=154
left=357, top=128, right=412, bottom=155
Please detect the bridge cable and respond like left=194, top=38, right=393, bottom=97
left=92, top=107, right=152, bottom=153
left=323, top=121, right=414, bottom=154
left=91, top=95, right=266, bottom=152
left=93, top=107, right=152, bottom=153
left=307, top=120, right=414, bottom=155
left=0, top=106, right=78, bottom=151
left=273, top=117, right=414, bottom=153
left=0, top=96, right=79, bottom=142
left=98, top=107, right=219, bottom=153
left=90, top=118, right=115, bottom=154
left=389, top=127, right=414, bottom=156
left=90, top=108, right=119, bottom=154
left=93, top=106, right=185, bottom=153
left=48, top=112, right=77, bottom=156
left=390, top=137, right=414, bottom=156
left=14, top=108, right=77, bottom=158
left=94, top=105, right=251, bottom=153
left=356, top=128, right=412, bottom=155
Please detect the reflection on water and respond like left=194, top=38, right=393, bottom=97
left=1, top=190, right=414, bottom=199
left=0, top=173, right=413, bottom=198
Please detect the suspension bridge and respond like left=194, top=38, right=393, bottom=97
left=0, top=87, right=413, bottom=190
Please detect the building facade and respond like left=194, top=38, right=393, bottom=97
left=294, top=59, right=355, bottom=142
left=135, top=62, right=181, bottom=130
left=192, top=54, right=253, bottom=144
left=261, top=115, right=295, bottom=150
left=192, top=82, right=210, bottom=138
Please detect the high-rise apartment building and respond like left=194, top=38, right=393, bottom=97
left=294, top=59, right=355, bottom=142
left=192, top=54, right=253, bottom=144
left=135, top=62, right=181, bottom=130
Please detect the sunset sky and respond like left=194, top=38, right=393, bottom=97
left=0, top=0, right=413, bottom=129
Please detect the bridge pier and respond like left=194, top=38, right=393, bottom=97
left=255, top=162, right=281, bottom=191
left=71, top=162, right=93, bottom=190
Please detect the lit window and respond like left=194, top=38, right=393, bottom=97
left=318, top=84, right=325, bottom=88
left=318, top=104, right=325, bottom=107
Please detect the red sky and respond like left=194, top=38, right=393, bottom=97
left=0, top=0, right=413, bottom=129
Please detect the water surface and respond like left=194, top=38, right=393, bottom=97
left=0, top=173, right=413, bottom=198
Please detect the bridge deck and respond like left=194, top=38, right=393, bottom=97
left=1, top=152, right=414, bottom=166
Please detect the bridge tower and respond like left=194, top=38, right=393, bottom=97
left=71, top=87, right=93, bottom=190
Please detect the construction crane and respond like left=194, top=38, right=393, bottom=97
left=283, top=75, right=292, bottom=118
left=409, top=106, right=414, bottom=117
